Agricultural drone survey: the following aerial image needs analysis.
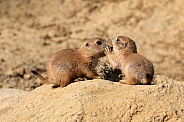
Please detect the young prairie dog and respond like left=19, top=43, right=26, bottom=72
left=105, top=36, right=154, bottom=85
left=32, top=37, right=109, bottom=88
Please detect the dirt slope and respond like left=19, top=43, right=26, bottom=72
left=0, top=88, right=27, bottom=114
left=0, top=75, right=184, bottom=122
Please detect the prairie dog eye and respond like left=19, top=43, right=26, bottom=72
left=86, top=43, right=89, bottom=47
left=96, top=41, right=102, bottom=45
left=116, top=38, right=120, bottom=41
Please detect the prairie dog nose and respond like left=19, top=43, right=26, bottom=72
left=112, top=38, right=118, bottom=44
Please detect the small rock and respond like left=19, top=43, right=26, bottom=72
left=0, top=58, right=5, bottom=62
left=4, top=67, right=25, bottom=77
left=43, top=41, right=50, bottom=46
left=24, top=74, right=31, bottom=80
left=4, top=68, right=14, bottom=76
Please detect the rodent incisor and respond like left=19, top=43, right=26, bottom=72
left=32, top=37, right=108, bottom=88
left=105, top=36, right=154, bottom=85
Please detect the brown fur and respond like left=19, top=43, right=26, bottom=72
left=32, top=37, right=108, bottom=87
left=105, top=36, right=154, bottom=85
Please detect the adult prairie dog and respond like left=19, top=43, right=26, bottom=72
left=32, top=37, right=109, bottom=88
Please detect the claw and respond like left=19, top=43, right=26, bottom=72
left=104, top=46, right=112, bottom=55
left=119, top=80, right=126, bottom=84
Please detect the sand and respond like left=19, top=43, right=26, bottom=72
left=0, top=75, right=184, bottom=121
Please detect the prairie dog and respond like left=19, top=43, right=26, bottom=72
left=105, top=36, right=154, bottom=85
left=32, top=37, right=108, bottom=87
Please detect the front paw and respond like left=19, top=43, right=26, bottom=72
left=94, top=76, right=102, bottom=79
left=74, top=77, right=87, bottom=82
left=104, top=46, right=112, bottom=55
left=119, top=80, right=126, bottom=84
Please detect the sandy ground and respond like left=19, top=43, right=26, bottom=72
left=0, top=76, right=184, bottom=121
left=0, top=0, right=184, bottom=91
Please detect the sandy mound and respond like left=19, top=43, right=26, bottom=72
left=0, top=88, right=27, bottom=115
left=0, top=75, right=183, bottom=122
left=0, top=0, right=184, bottom=90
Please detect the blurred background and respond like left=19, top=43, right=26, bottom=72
left=0, top=0, right=183, bottom=91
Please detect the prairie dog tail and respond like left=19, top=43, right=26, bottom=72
left=31, top=70, right=49, bottom=84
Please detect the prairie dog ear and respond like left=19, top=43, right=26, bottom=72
left=122, top=41, right=128, bottom=47
left=125, top=41, right=128, bottom=46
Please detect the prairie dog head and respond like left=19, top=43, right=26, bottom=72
left=80, top=37, right=108, bottom=58
left=112, top=36, right=137, bottom=54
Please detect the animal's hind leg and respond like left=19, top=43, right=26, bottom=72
left=119, top=76, right=138, bottom=85
left=52, top=71, right=72, bottom=88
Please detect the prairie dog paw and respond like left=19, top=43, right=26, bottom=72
left=104, top=46, right=112, bottom=55
left=119, top=80, right=126, bottom=84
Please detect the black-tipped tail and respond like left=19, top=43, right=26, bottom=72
left=31, top=70, right=39, bottom=75
left=31, top=70, right=48, bottom=84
